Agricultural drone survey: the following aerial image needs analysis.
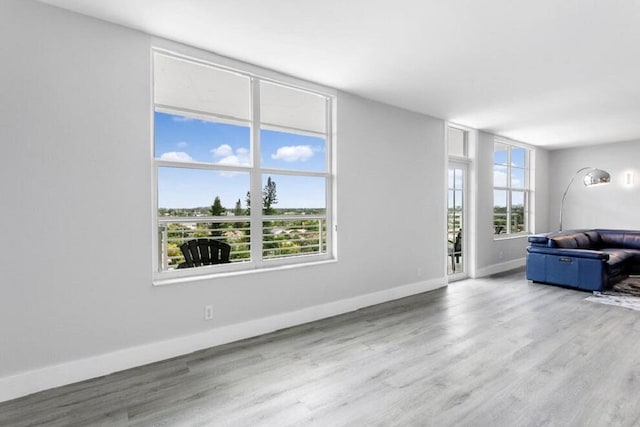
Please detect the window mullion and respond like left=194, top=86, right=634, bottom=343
left=324, top=97, right=333, bottom=256
left=507, top=147, right=512, bottom=233
left=507, top=190, right=512, bottom=234
left=250, top=77, right=263, bottom=266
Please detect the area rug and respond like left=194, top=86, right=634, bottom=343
left=586, top=276, right=640, bottom=311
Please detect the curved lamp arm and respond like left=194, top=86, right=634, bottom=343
left=559, top=167, right=610, bottom=231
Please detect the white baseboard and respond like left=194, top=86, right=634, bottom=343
left=474, top=257, right=526, bottom=278
left=0, top=277, right=445, bottom=403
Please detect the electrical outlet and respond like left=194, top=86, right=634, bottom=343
left=204, top=305, right=213, bottom=321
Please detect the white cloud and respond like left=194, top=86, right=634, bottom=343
left=271, top=145, right=314, bottom=162
left=218, top=154, right=250, bottom=167
left=177, top=141, right=188, bottom=148
left=211, top=144, right=234, bottom=158
left=210, top=144, right=251, bottom=176
left=494, top=170, right=507, bottom=187
left=172, top=116, right=195, bottom=122
left=159, top=151, right=193, bottom=162
left=493, top=167, right=522, bottom=187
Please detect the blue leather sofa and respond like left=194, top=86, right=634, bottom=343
left=526, top=229, right=640, bottom=291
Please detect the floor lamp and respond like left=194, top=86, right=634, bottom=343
left=559, top=167, right=610, bottom=231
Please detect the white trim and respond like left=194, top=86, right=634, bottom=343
left=0, top=276, right=444, bottom=403
left=473, top=257, right=526, bottom=278
left=493, top=233, right=530, bottom=241
left=447, top=160, right=469, bottom=280
left=493, top=135, right=536, bottom=151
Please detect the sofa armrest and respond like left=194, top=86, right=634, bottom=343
left=526, top=246, right=609, bottom=261
left=528, top=234, right=551, bottom=245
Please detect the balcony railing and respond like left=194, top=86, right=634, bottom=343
left=158, top=215, right=327, bottom=271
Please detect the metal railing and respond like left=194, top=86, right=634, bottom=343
left=158, top=215, right=327, bottom=270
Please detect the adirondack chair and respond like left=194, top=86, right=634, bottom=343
left=177, top=238, right=231, bottom=268
left=449, top=230, right=462, bottom=270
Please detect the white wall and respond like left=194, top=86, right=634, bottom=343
left=473, top=132, right=550, bottom=276
left=0, top=0, right=446, bottom=400
left=548, top=140, right=640, bottom=230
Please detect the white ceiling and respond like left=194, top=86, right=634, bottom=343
left=38, top=0, right=640, bottom=149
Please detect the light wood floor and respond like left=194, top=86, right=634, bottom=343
left=3, top=269, right=640, bottom=426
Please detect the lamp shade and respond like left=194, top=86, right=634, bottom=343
left=559, top=167, right=610, bottom=230
left=583, top=169, right=611, bottom=186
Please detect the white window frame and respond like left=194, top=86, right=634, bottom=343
left=493, top=138, right=531, bottom=238
left=447, top=125, right=468, bottom=159
left=151, top=48, right=336, bottom=284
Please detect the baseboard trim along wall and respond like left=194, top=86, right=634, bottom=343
left=474, top=257, right=526, bottom=278
left=0, top=277, right=444, bottom=403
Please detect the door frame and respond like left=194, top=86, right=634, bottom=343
left=447, top=160, right=469, bottom=281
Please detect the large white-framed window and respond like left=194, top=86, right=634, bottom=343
left=152, top=50, right=335, bottom=281
left=493, top=139, right=530, bottom=236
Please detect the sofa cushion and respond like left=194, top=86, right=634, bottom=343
left=597, top=230, right=628, bottom=248
left=584, top=230, right=602, bottom=248
left=602, top=248, right=635, bottom=267
left=602, top=248, right=638, bottom=279
left=548, top=231, right=592, bottom=249
left=573, top=233, right=591, bottom=248
left=623, top=233, right=640, bottom=250
left=597, top=230, right=640, bottom=250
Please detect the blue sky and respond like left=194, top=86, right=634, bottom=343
left=155, top=112, right=326, bottom=210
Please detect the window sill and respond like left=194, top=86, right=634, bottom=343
left=153, top=257, right=337, bottom=287
left=493, top=233, right=530, bottom=241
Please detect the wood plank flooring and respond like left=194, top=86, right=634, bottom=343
left=3, top=269, right=640, bottom=426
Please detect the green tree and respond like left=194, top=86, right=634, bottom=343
left=245, top=191, right=251, bottom=215
left=234, top=198, right=243, bottom=216
left=210, top=196, right=226, bottom=216
left=263, top=176, right=278, bottom=215
left=209, top=196, right=226, bottom=237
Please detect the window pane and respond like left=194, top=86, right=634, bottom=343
left=260, top=174, right=326, bottom=215
left=260, top=129, right=326, bottom=172
left=512, top=191, right=525, bottom=233
left=263, top=218, right=327, bottom=259
left=493, top=165, right=507, bottom=187
left=511, top=212, right=525, bottom=233
left=454, top=190, right=463, bottom=211
left=154, top=53, right=250, bottom=122
left=449, top=214, right=462, bottom=236
left=494, top=142, right=508, bottom=165
left=155, top=112, right=250, bottom=166
left=454, top=169, right=463, bottom=189
left=512, top=191, right=525, bottom=209
left=158, top=220, right=251, bottom=270
left=157, top=168, right=251, bottom=270
left=511, top=167, right=525, bottom=189
left=493, top=190, right=507, bottom=234
left=511, top=147, right=526, bottom=168
left=261, top=173, right=327, bottom=260
left=157, top=167, right=250, bottom=214
left=448, top=127, right=466, bottom=157
left=448, top=168, right=454, bottom=189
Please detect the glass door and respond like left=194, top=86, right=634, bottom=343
left=448, top=162, right=467, bottom=278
